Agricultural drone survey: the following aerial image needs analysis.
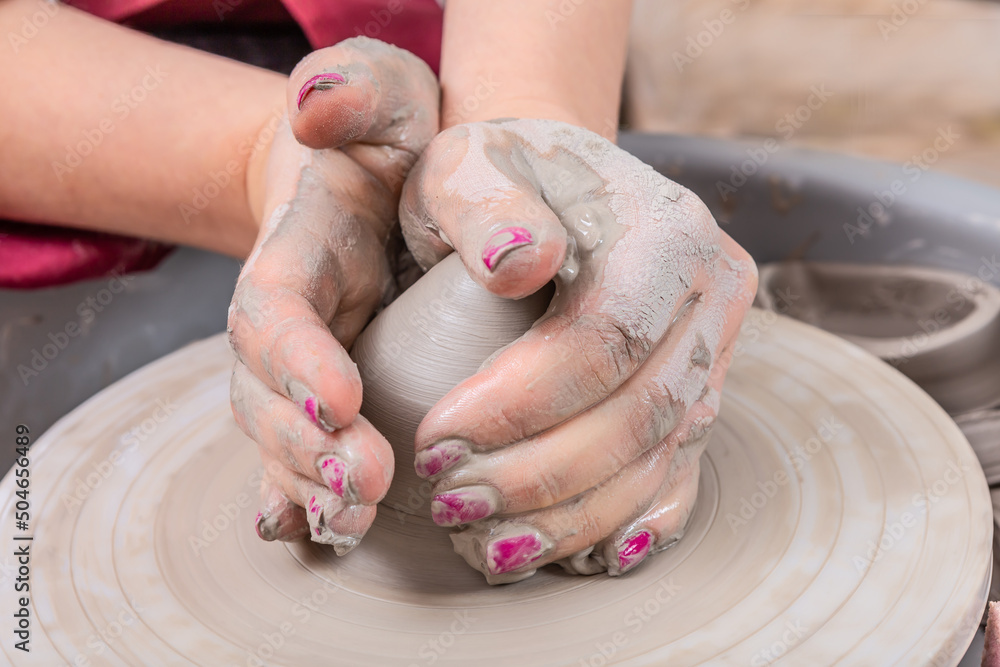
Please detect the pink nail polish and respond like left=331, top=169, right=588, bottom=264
left=482, top=227, right=534, bottom=271
left=318, top=456, right=348, bottom=497
left=254, top=511, right=266, bottom=539
left=431, top=486, right=499, bottom=526
left=302, top=397, right=319, bottom=425
left=414, top=440, right=470, bottom=478
left=297, top=73, right=346, bottom=109
left=488, top=531, right=546, bottom=575
left=618, top=530, right=652, bottom=572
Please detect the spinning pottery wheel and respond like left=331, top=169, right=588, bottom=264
left=0, top=274, right=991, bottom=666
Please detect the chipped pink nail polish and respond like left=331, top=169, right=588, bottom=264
left=302, top=397, right=319, bottom=425
left=318, top=456, right=348, bottom=497
left=618, top=530, right=652, bottom=572
left=254, top=512, right=265, bottom=539
left=297, top=72, right=346, bottom=109
left=482, top=227, right=534, bottom=271
left=488, top=532, right=545, bottom=575
left=431, top=486, right=499, bottom=526
left=308, top=495, right=321, bottom=514
left=414, top=440, right=469, bottom=478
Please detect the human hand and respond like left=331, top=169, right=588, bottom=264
left=227, top=38, right=439, bottom=553
left=399, top=119, right=757, bottom=583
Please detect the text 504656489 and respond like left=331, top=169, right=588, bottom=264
left=13, top=424, right=32, bottom=653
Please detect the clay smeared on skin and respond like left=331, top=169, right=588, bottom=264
left=404, top=120, right=752, bottom=433
left=355, top=120, right=754, bottom=582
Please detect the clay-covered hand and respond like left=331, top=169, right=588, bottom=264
left=227, top=38, right=438, bottom=553
left=401, top=119, right=757, bottom=583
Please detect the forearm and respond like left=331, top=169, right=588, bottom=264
left=0, top=0, right=285, bottom=257
left=439, top=0, right=632, bottom=138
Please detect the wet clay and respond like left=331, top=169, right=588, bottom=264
left=2, top=314, right=990, bottom=664
left=350, top=252, right=552, bottom=516
left=756, top=261, right=1000, bottom=415
left=388, top=119, right=756, bottom=582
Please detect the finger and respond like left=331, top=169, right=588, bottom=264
left=599, top=459, right=702, bottom=577
left=231, top=362, right=394, bottom=505
left=415, top=234, right=751, bottom=483
left=448, top=435, right=678, bottom=585
left=565, top=344, right=731, bottom=576
left=414, top=199, right=724, bottom=454
left=258, top=449, right=369, bottom=555
left=255, top=476, right=309, bottom=542
left=399, top=123, right=569, bottom=298
left=424, top=293, right=732, bottom=523
left=447, top=337, right=737, bottom=585
left=289, top=37, right=439, bottom=155
left=414, top=122, right=757, bottom=455
left=230, top=146, right=392, bottom=428
left=229, top=271, right=365, bottom=432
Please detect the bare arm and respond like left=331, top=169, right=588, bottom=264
left=0, top=0, right=284, bottom=256
left=439, top=0, right=632, bottom=137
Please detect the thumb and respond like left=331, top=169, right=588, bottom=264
left=399, top=124, right=568, bottom=300
left=288, top=37, right=439, bottom=156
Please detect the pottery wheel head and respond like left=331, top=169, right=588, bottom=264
left=0, top=309, right=989, bottom=665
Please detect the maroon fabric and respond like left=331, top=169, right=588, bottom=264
left=70, top=0, right=443, bottom=70
left=0, top=222, right=172, bottom=290
left=1, top=0, right=443, bottom=290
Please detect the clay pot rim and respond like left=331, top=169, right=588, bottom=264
left=759, top=261, right=1000, bottom=360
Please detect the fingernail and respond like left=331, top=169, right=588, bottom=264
left=431, top=485, right=501, bottom=526
left=288, top=381, right=341, bottom=431
left=317, top=455, right=352, bottom=500
left=332, top=536, right=361, bottom=556
left=306, top=494, right=359, bottom=553
left=297, top=72, right=346, bottom=109
left=487, top=528, right=550, bottom=575
left=303, top=396, right=320, bottom=425
left=482, top=227, right=534, bottom=271
left=414, top=439, right=470, bottom=478
left=256, top=506, right=307, bottom=541
left=617, top=530, right=652, bottom=573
